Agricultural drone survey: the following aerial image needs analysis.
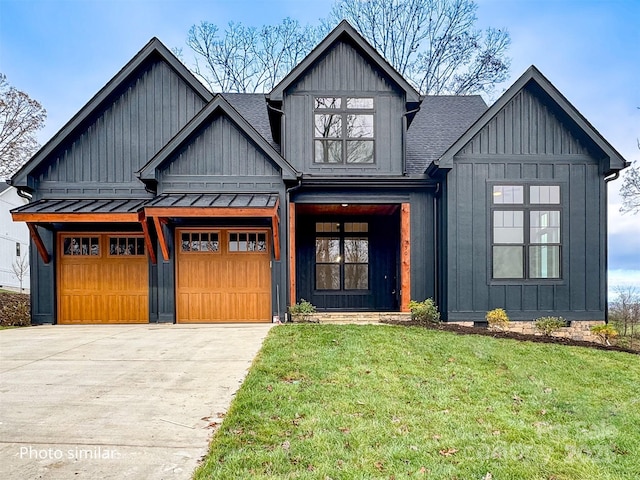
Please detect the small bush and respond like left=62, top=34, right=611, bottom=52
left=591, top=324, right=618, bottom=345
left=288, top=299, right=317, bottom=322
left=534, top=316, right=567, bottom=336
left=486, top=308, right=510, bottom=331
left=408, top=298, right=440, bottom=324
left=0, top=292, right=31, bottom=327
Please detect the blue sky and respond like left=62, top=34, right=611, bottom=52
left=1, top=0, right=638, bottom=293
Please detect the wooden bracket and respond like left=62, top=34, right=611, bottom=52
left=27, top=223, right=50, bottom=264
left=272, top=198, right=281, bottom=261
left=153, top=217, right=170, bottom=261
left=138, top=211, right=157, bottom=265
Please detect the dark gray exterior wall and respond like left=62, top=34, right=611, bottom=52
left=25, top=56, right=207, bottom=324
left=29, top=227, right=55, bottom=324
left=156, top=112, right=289, bottom=321
left=444, top=85, right=606, bottom=321
left=158, top=114, right=284, bottom=193
left=283, top=39, right=405, bottom=175
left=33, top=58, right=206, bottom=199
left=409, top=189, right=437, bottom=303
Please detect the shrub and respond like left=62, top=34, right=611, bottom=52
left=591, top=324, right=618, bottom=345
left=408, top=298, right=440, bottom=324
left=534, top=316, right=567, bottom=336
left=486, top=308, right=510, bottom=331
left=0, top=292, right=31, bottom=327
left=288, top=299, right=317, bottom=323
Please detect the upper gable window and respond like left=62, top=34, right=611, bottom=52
left=314, top=97, right=374, bottom=164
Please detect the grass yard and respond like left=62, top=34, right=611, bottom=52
left=194, top=325, right=640, bottom=480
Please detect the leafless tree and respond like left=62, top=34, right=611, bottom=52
left=0, top=74, right=46, bottom=179
left=12, top=254, right=29, bottom=292
left=609, top=285, right=639, bottom=349
left=186, top=18, right=322, bottom=93
left=619, top=108, right=640, bottom=215
left=184, top=0, right=510, bottom=96
left=328, top=0, right=510, bottom=95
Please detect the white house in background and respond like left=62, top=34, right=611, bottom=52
left=0, top=183, right=30, bottom=292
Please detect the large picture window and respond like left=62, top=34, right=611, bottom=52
left=492, top=185, right=561, bottom=280
left=315, top=222, right=369, bottom=290
left=314, top=97, right=374, bottom=164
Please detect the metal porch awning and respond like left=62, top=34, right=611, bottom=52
left=143, top=193, right=281, bottom=262
left=11, top=194, right=282, bottom=265
left=10, top=199, right=151, bottom=264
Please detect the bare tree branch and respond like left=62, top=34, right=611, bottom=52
left=331, top=0, right=510, bottom=95
left=183, top=0, right=510, bottom=96
left=620, top=160, right=640, bottom=215
left=0, top=74, right=46, bottom=179
left=186, top=18, right=321, bottom=93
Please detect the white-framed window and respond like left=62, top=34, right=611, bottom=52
left=314, top=97, right=375, bottom=164
left=492, top=185, right=561, bottom=279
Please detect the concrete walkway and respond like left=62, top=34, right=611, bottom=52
left=0, top=323, right=273, bottom=479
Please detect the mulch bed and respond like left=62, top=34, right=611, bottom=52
left=0, top=292, right=31, bottom=327
left=383, top=319, right=639, bottom=355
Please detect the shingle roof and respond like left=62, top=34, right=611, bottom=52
left=406, top=96, right=487, bottom=174
left=222, top=93, right=487, bottom=175
left=223, top=93, right=280, bottom=152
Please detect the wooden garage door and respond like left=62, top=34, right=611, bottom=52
left=58, top=234, right=148, bottom=324
left=176, top=229, right=271, bottom=323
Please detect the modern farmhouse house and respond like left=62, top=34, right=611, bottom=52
left=9, top=21, right=628, bottom=326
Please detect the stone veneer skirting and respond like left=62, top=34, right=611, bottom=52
left=448, top=320, right=606, bottom=343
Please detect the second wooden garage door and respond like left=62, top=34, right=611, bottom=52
left=176, top=229, right=271, bottom=323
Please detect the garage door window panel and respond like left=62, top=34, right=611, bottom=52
left=109, top=237, right=145, bottom=256
left=181, top=232, right=220, bottom=253
left=229, top=232, right=268, bottom=253
left=63, top=236, right=100, bottom=256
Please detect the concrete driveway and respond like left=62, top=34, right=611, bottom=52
left=0, top=323, right=273, bottom=479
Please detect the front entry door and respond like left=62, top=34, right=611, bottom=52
left=296, top=214, right=399, bottom=311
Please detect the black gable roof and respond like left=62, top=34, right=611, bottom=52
left=222, top=93, right=280, bottom=153
left=406, top=96, right=487, bottom=174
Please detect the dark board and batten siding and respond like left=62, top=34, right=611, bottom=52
left=446, top=86, right=606, bottom=321
left=159, top=114, right=283, bottom=193
left=36, top=59, right=206, bottom=197
left=284, top=40, right=405, bottom=175
left=459, top=86, right=594, bottom=157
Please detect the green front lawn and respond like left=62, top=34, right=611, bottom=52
left=195, top=325, right=640, bottom=479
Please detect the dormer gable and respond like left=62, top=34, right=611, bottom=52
left=266, top=20, right=421, bottom=144
left=10, top=38, right=212, bottom=193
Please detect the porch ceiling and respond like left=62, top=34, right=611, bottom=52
left=295, top=203, right=399, bottom=216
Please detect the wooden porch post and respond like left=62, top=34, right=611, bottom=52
left=289, top=202, right=296, bottom=308
left=400, top=203, right=411, bottom=312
